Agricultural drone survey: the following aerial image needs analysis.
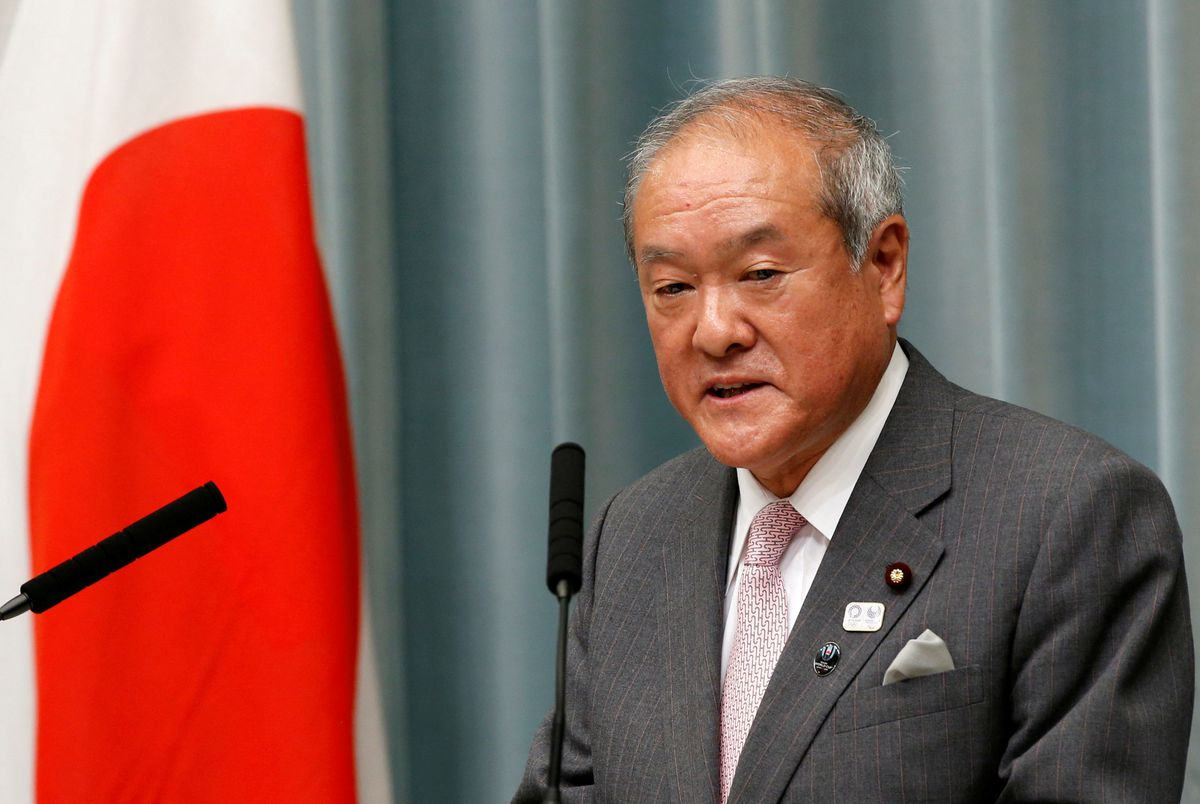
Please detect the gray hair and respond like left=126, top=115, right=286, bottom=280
left=622, top=76, right=903, bottom=269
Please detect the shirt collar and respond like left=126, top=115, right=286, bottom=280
left=735, top=341, right=909, bottom=540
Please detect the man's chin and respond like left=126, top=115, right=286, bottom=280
left=698, top=435, right=822, bottom=496
left=699, top=438, right=767, bottom=471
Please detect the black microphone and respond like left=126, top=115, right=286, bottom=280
left=546, top=442, right=584, bottom=599
left=544, top=443, right=584, bottom=804
left=0, top=481, right=227, bottom=621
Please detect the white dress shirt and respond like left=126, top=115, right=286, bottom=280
left=721, top=342, right=909, bottom=680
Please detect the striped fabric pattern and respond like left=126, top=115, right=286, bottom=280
left=514, top=340, right=1192, bottom=803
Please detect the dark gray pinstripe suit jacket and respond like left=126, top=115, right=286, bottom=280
left=516, top=342, right=1193, bottom=802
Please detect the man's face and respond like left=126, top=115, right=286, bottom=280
left=631, top=121, right=907, bottom=497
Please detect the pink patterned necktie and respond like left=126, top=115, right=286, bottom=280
left=719, top=500, right=806, bottom=803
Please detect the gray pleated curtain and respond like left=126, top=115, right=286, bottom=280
left=295, top=1, right=1200, bottom=800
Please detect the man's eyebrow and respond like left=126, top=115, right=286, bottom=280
left=637, top=225, right=785, bottom=267
left=636, top=246, right=680, bottom=267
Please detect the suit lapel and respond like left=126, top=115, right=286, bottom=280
left=728, top=344, right=958, bottom=802
left=661, top=457, right=736, bottom=804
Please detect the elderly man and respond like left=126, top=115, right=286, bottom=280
left=516, top=77, right=1192, bottom=802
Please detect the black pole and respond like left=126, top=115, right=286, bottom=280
left=544, top=579, right=572, bottom=804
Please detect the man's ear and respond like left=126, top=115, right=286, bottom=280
left=866, top=214, right=908, bottom=327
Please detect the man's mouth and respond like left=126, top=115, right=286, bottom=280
left=707, top=382, right=765, bottom=399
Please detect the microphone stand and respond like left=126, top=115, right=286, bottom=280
left=545, top=579, right=574, bottom=804
left=543, top=442, right=584, bottom=803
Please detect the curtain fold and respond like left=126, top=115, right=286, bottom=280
left=298, top=1, right=1200, bottom=799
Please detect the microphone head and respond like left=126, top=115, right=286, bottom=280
left=202, top=481, right=228, bottom=514
left=546, top=442, right=585, bottom=595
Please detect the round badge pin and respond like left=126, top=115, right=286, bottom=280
left=885, top=561, right=912, bottom=591
left=814, top=641, right=841, bottom=676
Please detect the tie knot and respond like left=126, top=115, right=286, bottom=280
left=744, top=501, right=805, bottom=566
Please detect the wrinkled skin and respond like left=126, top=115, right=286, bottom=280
left=632, top=121, right=909, bottom=497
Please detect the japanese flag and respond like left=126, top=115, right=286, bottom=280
left=0, top=1, right=387, bottom=800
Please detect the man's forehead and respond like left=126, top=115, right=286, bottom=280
left=632, top=126, right=824, bottom=241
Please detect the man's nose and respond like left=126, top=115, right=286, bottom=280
left=692, top=287, right=755, bottom=356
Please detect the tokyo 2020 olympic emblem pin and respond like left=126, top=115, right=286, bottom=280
left=843, top=602, right=885, bottom=632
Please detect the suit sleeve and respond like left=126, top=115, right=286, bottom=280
left=998, top=452, right=1193, bottom=801
left=512, top=493, right=617, bottom=803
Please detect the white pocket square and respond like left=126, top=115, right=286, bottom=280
left=882, top=628, right=955, bottom=686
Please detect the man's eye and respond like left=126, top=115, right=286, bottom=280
left=746, top=268, right=778, bottom=281
left=657, top=282, right=691, bottom=296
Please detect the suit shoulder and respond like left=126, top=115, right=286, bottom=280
left=939, top=393, right=1180, bottom=556
left=600, top=446, right=729, bottom=535
left=613, top=446, right=727, bottom=505
left=898, top=342, right=1172, bottom=507
left=953, top=391, right=1153, bottom=477
left=589, top=447, right=731, bottom=543
left=584, top=447, right=732, bottom=601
